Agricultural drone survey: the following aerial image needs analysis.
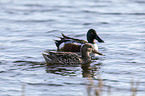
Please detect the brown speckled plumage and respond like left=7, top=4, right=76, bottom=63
left=43, top=52, right=81, bottom=65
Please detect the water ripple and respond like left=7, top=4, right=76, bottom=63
left=1, top=0, right=145, bottom=95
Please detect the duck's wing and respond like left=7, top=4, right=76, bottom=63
left=61, top=33, right=88, bottom=44
left=43, top=52, right=82, bottom=65
left=54, top=33, right=87, bottom=51
left=58, top=52, right=82, bottom=65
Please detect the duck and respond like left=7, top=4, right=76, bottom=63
left=54, top=29, right=104, bottom=52
left=42, top=43, right=104, bottom=65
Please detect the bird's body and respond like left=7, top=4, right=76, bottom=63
left=54, top=29, right=104, bottom=52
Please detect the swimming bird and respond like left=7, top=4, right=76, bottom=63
left=42, top=43, right=104, bottom=65
left=54, top=29, right=104, bottom=52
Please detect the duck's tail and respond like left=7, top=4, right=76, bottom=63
left=53, top=38, right=71, bottom=50
left=53, top=39, right=62, bottom=49
left=42, top=53, right=52, bottom=64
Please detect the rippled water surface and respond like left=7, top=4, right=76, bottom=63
left=0, top=0, right=145, bottom=96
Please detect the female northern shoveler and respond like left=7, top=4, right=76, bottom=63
left=54, top=29, right=104, bottom=52
left=42, top=43, right=104, bottom=65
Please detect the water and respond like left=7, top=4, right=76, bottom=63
left=0, top=0, right=145, bottom=96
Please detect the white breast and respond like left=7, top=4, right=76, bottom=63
left=92, top=43, right=98, bottom=51
left=91, top=43, right=99, bottom=57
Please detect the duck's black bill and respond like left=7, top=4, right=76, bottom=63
left=95, top=35, right=104, bottom=43
left=92, top=50, right=104, bottom=56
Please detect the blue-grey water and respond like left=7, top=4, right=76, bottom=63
left=0, top=0, right=145, bottom=96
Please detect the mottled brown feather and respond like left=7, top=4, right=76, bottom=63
left=60, top=43, right=81, bottom=52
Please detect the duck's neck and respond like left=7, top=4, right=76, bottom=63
left=87, top=38, right=98, bottom=51
left=81, top=50, right=91, bottom=63
left=88, top=39, right=95, bottom=44
left=87, top=36, right=96, bottom=43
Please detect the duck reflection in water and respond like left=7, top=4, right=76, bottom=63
left=45, top=65, right=80, bottom=76
left=81, top=62, right=102, bottom=78
left=45, top=61, right=101, bottom=78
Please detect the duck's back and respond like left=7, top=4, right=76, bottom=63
left=60, top=43, right=81, bottom=52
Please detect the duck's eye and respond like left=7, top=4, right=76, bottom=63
left=87, top=48, right=92, bottom=52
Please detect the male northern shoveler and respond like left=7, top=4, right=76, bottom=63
left=42, top=43, right=104, bottom=65
left=54, top=29, right=104, bottom=52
